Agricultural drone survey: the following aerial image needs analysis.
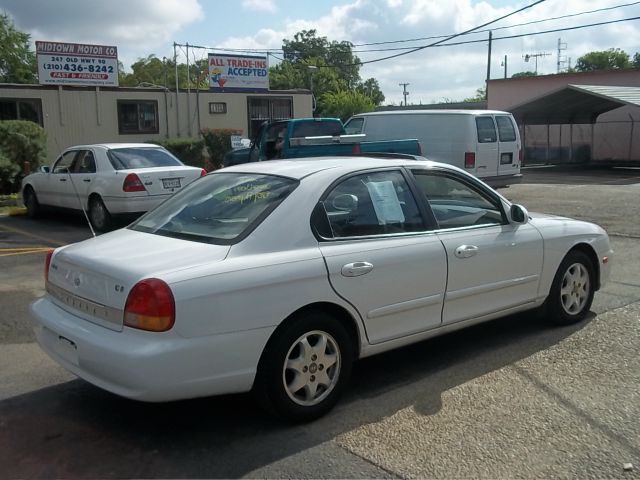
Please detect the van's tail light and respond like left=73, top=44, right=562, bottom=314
left=123, top=173, right=146, bottom=192
left=352, top=143, right=362, bottom=155
left=44, top=249, right=54, bottom=282
left=200, top=168, right=207, bottom=177
left=464, top=152, right=476, bottom=169
left=124, top=279, right=175, bottom=332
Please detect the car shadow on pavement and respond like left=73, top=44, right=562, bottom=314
left=0, top=309, right=592, bottom=478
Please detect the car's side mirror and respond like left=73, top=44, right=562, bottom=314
left=510, top=204, right=529, bottom=224
left=332, top=194, right=358, bottom=212
left=40, top=166, right=50, bottom=173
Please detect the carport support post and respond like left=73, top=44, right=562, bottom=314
left=546, top=124, right=550, bottom=163
left=569, top=123, right=573, bottom=163
left=629, top=114, right=635, bottom=162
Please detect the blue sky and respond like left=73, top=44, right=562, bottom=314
left=3, top=0, right=640, bottom=104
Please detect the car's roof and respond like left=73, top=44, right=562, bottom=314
left=350, top=110, right=510, bottom=116
left=220, top=156, right=444, bottom=180
left=65, top=143, right=165, bottom=150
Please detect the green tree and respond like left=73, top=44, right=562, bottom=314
left=318, top=90, right=374, bottom=122
left=119, top=54, right=208, bottom=89
left=575, top=48, right=631, bottom=72
left=270, top=30, right=385, bottom=112
left=633, top=52, right=640, bottom=68
left=0, top=14, right=37, bottom=83
left=463, top=86, right=486, bottom=103
left=511, top=71, right=538, bottom=78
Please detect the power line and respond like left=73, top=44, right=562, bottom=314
left=350, top=1, right=640, bottom=47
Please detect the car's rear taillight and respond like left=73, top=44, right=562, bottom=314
left=352, top=143, right=361, bottom=154
left=200, top=168, right=207, bottom=177
left=464, top=152, right=476, bottom=169
left=123, top=173, right=146, bottom=192
left=44, top=249, right=53, bottom=282
left=124, top=278, right=175, bottom=332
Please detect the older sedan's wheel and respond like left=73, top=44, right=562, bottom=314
left=89, top=196, right=111, bottom=231
left=23, top=187, right=40, bottom=218
left=546, top=251, right=595, bottom=325
left=255, top=311, right=353, bottom=422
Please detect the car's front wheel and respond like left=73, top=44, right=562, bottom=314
left=546, top=250, right=595, bottom=325
left=89, top=196, right=111, bottom=231
left=254, top=311, right=354, bottom=422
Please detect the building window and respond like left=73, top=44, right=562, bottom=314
left=247, top=97, right=293, bottom=139
left=209, top=102, right=227, bottom=114
left=117, top=100, right=159, bottom=134
left=0, top=98, right=43, bottom=125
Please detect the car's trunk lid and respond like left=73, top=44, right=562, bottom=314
left=125, top=166, right=203, bottom=196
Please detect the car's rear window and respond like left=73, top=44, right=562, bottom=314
left=130, top=173, right=298, bottom=244
left=291, top=121, right=344, bottom=138
left=107, top=147, right=182, bottom=170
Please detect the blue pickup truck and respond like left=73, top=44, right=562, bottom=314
left=223, top=118, right=422, bottom=167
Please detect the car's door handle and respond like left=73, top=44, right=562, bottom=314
left=59, top=178, right=67, bottom=182
left=341, top=262, right=373, bottom=277
left=83, top=179, right=91, bottom=182
left=455, top=245, right=479, bottom=258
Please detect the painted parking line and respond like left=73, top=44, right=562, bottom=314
left=0, top=223, right=67, bottom=247
left=0, top=248, right=51, bottom=258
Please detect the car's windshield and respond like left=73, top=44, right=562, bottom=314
left=107, top=147, right=182, bottom=170
left=130, top=173, right=298, bottom=244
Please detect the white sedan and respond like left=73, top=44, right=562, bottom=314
left=30, top=157, right=613, bottom=421
left=22, top=143, right=205, bottom=230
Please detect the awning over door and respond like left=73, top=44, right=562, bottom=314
left=509, top=84, right=640, bottom=125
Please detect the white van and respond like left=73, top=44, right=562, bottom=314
left=344, top=110, right=522, bottom=187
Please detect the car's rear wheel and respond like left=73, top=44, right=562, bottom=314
left=89, top=196, right=111, bottom=231
left=545, top=250, right=595, bottom=325
left=23, top=187, right=40, bottom=218
left=254, top=311, right=354, bottom=422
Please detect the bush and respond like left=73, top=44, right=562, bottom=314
left=149, top=138, right=206, bottom=169
left=201, top=128, right=243, bottom=170
left=0, top=120, right=47, bottom=194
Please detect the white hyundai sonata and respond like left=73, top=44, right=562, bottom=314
left=21, top=143, right=205, bottom=231
left=31, top=157, right=613, bottom=421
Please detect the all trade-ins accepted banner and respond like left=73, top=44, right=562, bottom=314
left=208, top=54, right=269, bottom=92
left=36, top=41, right=119, bottom=86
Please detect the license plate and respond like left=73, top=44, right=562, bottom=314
left=500, top=152, right=513, bottom=165
left=162, top=178, right=181, bottom=189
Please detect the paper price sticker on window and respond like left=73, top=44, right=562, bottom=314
left=366, top=181, right=405, bottom=225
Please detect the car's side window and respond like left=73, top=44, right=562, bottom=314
left=72, top=151, right=96, bottom=174
left=412, top=171, right=506, bottom=229
left=475, top=117, right=497, bottom=143
left=320, top=170, right=424, bottom=238
left=52, top=151, right=78, bottom=174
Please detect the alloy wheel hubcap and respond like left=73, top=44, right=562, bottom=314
left=560, top=262, right=590, bottom=315
left=283, top=330, right=341, bottom=406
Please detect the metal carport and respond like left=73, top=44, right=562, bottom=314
left=508, top=85, right=640, bottom=164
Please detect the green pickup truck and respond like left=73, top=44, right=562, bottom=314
left=223, top=118, right=422, bottom=167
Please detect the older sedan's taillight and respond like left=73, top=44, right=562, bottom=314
left=124, top=278, right=175, bottom=332
left=44, top=249, right=53, bottom=282
left=123, top=173, right=146, bottom=192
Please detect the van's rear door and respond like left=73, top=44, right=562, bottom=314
left=495, top=114, right=520, bottom=178
left=474, top=116, right=499, bottom=179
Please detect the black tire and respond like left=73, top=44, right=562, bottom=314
left=23, top=187, right=40, bottom=218
left=88, top=196, right=111, bottom=231
left=545, top=250, right=595, bottom=325
left=254, top=311, right=354, bottom=422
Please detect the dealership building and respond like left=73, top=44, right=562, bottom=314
left=0, top=42, right=313, bottom=162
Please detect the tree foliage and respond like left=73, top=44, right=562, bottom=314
left=0, top=14, right=37, bottom=84
left=0, top=120, right=47, bottom=193
left=511, top=71, right=538, bottom=78
left=319, top=90, right=375, bottom=122
left=575, top=48, right=631, bottom=72
left=463, top=86, right=486, bottom=103
left=119, top=54, right=209, bottom=89
left=634, top=52, right=640, bottom=68
left=270, top=29, right=385, bottom=115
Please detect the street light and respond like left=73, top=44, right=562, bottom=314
left=308, top=65, right=318, bottom=114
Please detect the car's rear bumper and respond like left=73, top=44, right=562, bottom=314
left=481, top=173, right=523, bottom=188
left=102, top=194, right=171, bottom=215
left=31, top=296, right=273, bottom=402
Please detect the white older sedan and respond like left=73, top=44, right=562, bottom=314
left=21, top=143, right=205, bottom=230
left=31, top=157, right=613, bottom=421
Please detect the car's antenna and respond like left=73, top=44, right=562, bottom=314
left=67, top=168, right=96, bottom=238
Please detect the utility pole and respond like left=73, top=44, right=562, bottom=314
left=486, top=31, right=493, bottom=90
left=501, top=55, right=507, bottom=79
left=523, top=52, right=551, bottom=74
left=399, top=83, right=410, bottom=106
left=557, top=38, right=568, bottom=73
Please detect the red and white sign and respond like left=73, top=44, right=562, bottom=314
left=36, top=41, right=119, bottom=87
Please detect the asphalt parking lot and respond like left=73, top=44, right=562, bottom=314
left=0, top=165, right=639, bottom=478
